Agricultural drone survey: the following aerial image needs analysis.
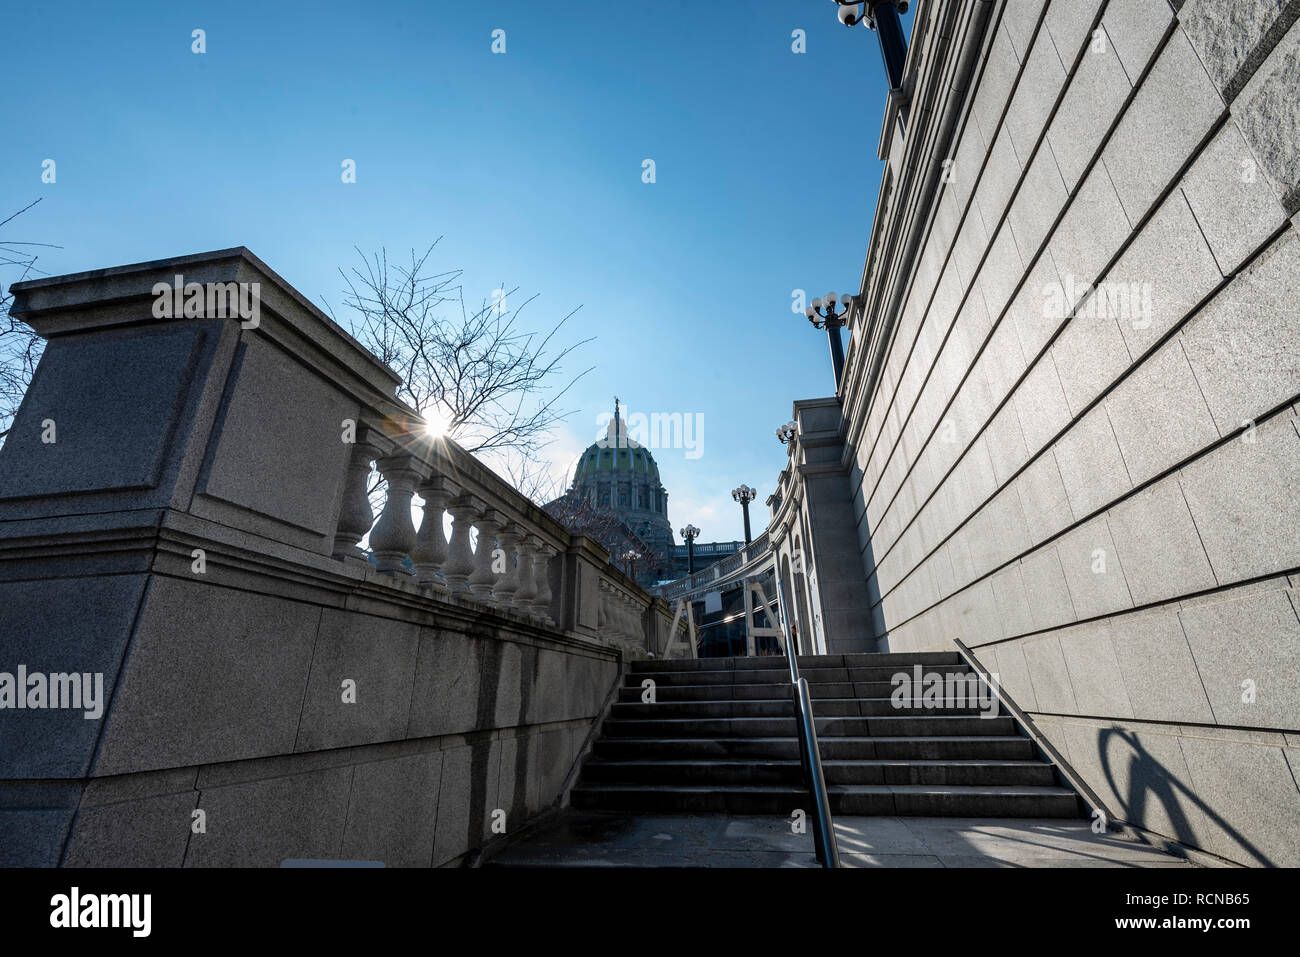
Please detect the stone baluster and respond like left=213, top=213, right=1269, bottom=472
left=411, top=476, right=459, bottom=597
left=513, top=535, right=541, bottom=614
left=531, top=544, right=557, bottom=623
left=442, top=494, right=484, bottom=593
left=468, top=508, right=508, bottom=606
left=492, top=523, right=523, bottom=610
left=333, top=438, right=378, bottom=559
left=615, top=589, right=627, bottom=639
left=370, top=453, right=423, bottom=574
left=627, top=597, right=642, bottom=644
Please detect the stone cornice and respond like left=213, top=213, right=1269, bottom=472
left=840, top=0, right=998, bottom=468
left=0, top=505, right=626, bottom=656
left=797, top=461, right=850, bottom=478
left=9, top=247, right=402, bottom=410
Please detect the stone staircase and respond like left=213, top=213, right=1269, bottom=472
left=570, top=652, right=1082, bottom=817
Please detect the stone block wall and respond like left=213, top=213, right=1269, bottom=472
left=1, top=571, right=618, bottom=867
left=843, top=0, right=1300, bottom=865
left=0, top=248, right=629, bottom=867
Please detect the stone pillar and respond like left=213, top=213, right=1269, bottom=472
left=370, top=453, right=423, bottom=574
left=532, top=544, right=557, bottom=623
left=514, top=535, right=541, bottom=613
left=627, top=596, right=643, bottom=646
left=411, top=475, right=459, bottom=597
left=626, top=596, right=639, bottom=643
left=492, top=523, right=523, bottom=610
left=611, top=591, right=625, bottom=640
left=561, top=536, right=613, bottom=637
left=333, top=438, right=378, bottom=559
left=443, top=494, right=484, bottom=592
left=468, top=508, right=508, bottom=606
left=615, top=588, right=626, bottom=639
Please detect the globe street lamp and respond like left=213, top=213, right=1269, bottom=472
left=621, top=548, right=642, bottom=579
left=680, top=524, right=701, bottom=574
left=806, top=292, right=851, bottom=390
left=831, top=1, right=910, bottom=91
left=732, top=485, right=758, bottom=545
left=776, top=420, right=798, bottom=447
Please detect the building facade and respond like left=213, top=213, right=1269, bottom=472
left=0, top=247, right=682, bottom=867
left=547, top=402, right=742, bottom=587
left=778, top=0, right=1300, bottom=867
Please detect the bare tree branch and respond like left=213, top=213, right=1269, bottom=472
left=330, top=244, right=594, bottom=493
left=0, top=199, right=58, bottom=441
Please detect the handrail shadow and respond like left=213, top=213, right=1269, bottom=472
left=1096, top=726, right=1272, bottom=866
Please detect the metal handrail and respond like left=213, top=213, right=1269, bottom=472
left=784, top=626, right=839, bottom=868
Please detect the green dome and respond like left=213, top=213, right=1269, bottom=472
left=572, top=413, right=660, bottom=483
left=574, top=443, right=659, bottom=479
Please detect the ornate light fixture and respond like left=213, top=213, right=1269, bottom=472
left=621, top=548, right=642, bottom=578
left=731, top=485, right=758, bottom=545
left=806, top=292, right=852, bottom=390
left=679, top=523, right=701, bottom=575
left=831, top=1, right=910, bottom=91
left=776, top=420, right=798, bottom=447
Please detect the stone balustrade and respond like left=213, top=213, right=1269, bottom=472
left=0, top=246, right=680, bottom=868
left=330, top=412, right=654, bottom=641
left=657, top=528, right=775, bottom=603
left=596, top=578, right=647, bottom=654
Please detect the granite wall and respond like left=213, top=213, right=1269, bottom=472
left=0, top=248, right=627, bottom=867
left=842, top=0, right=1300, bottom=865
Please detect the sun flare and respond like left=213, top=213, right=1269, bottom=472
left=422, top=408, right=450, bottom=438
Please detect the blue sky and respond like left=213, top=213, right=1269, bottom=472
left=5, top=0, right=905, bottom=542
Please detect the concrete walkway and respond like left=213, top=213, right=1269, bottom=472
left=490, top=811, right=1194, bottom=867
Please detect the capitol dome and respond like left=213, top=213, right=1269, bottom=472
left=572, top=413, right=662, bottom=482
left=558, top=402, right=675, bottom=566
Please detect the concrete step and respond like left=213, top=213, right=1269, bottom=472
left=580, top=758, right=1059, bottom=787
left=569, top=783, right=1080, bottom=817
left=611, top=699, right=794, bottom=719
left=616, top=680, right=956, bottom=701
left=628, top=652, right=964, bottom=673
left=609, top=698, right=998, bottom=719
left=625, top=664, right=974, bottom=686
left=576, top=652, right=1077, bottom=823
left=600, top=715, right=1016, bottom=738
left=591, top=735, right=1041, bottom=761
left=820, top=715, right=1015, bottom=736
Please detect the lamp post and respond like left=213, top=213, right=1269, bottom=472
left=731, top=485, right=758, bottom=545
left=831, top=1, right=910, bottom=91
left=621, top=548, right=642, bottom=580
left=776, top=420, right=798, bottom=447
left=806, top=292, right=851, bottom=390
left=680, top=524, right=701, bottom=575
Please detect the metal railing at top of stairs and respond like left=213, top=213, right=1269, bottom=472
left=783, top=624, right=840, bottom=868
